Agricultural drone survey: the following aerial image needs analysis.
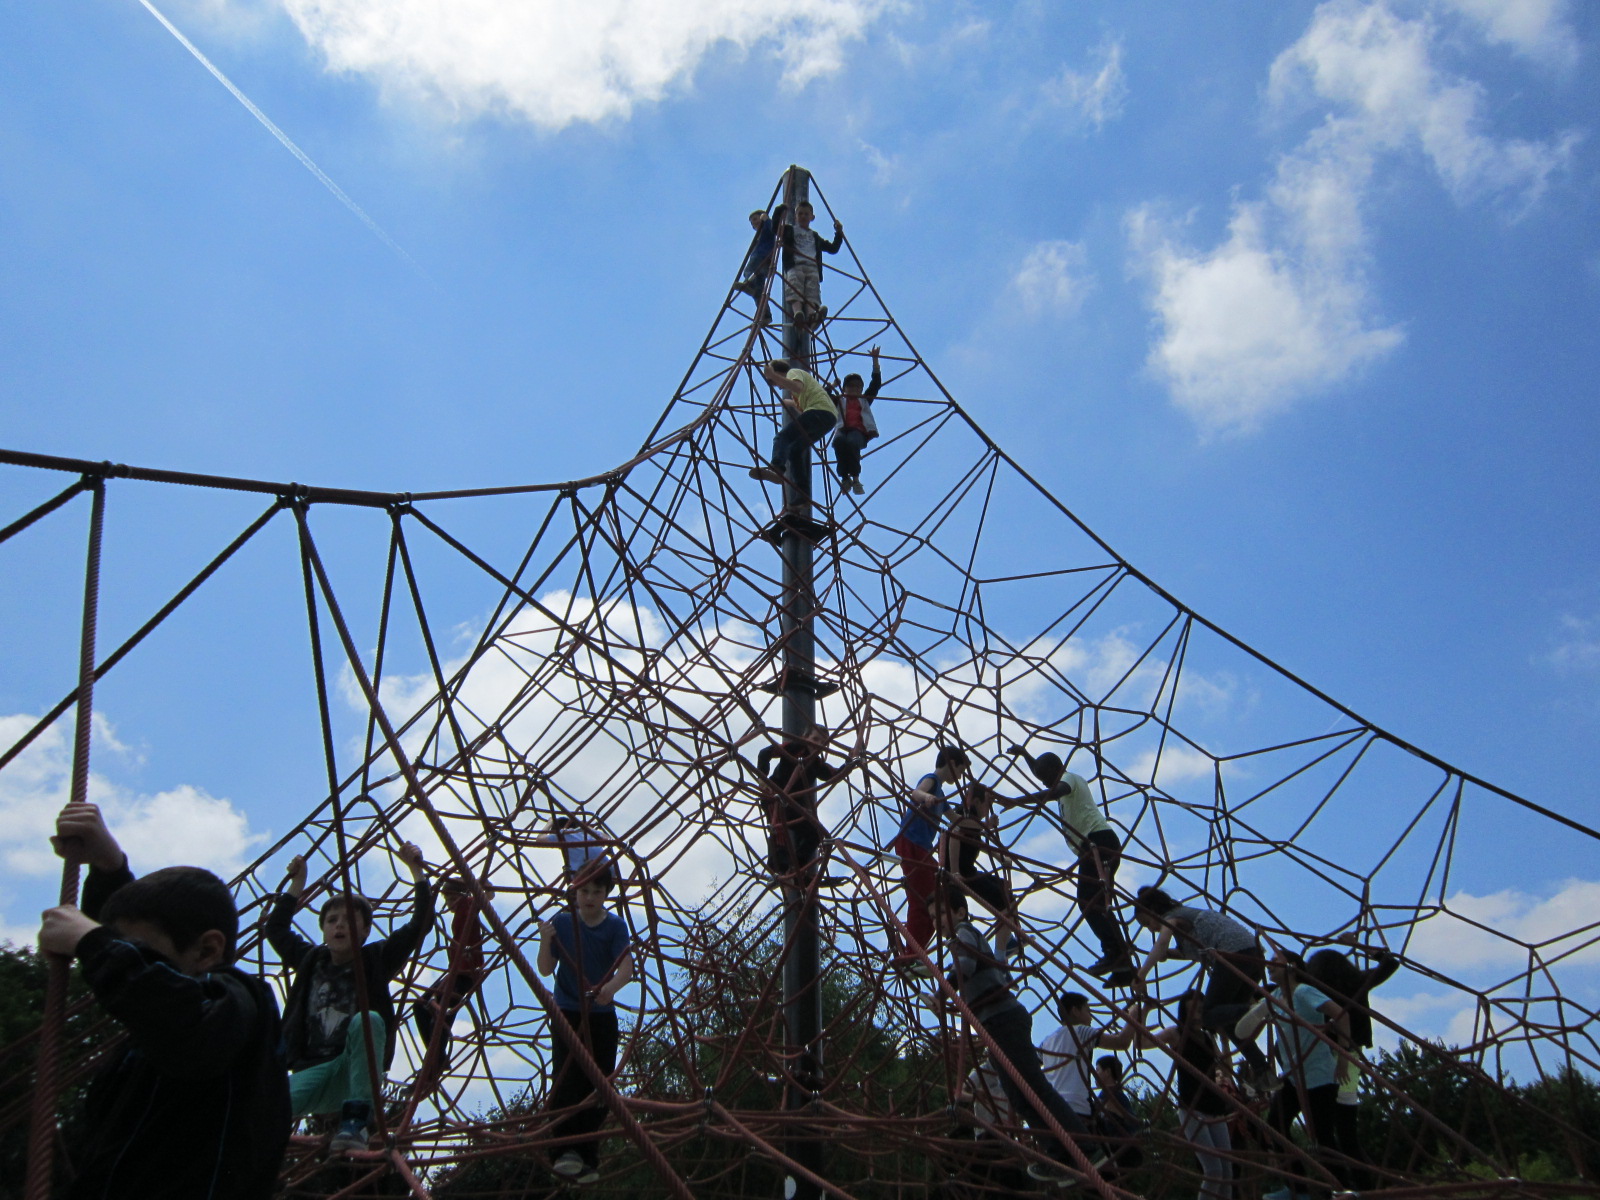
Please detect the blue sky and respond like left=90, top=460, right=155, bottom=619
left=2, top=0, right=1598, bottom=1057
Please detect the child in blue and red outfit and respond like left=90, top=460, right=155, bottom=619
left=889, top=745, right=969, bottom=976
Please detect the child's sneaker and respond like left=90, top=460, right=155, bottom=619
left=575, top=1162, right=601, bottom=1184
left=851, top=478, right=865, bottom=495
left=552, top=1150, right=585, bottom=1178
left=326, top=1100, right=371, bottom=1156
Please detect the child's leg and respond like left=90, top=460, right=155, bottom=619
left=568, top=1010, right=620, bottom=1167
left=983, top=1008, right=1093, bottom=1166
left=1076, top=832, right=1129, bottom=961
left=893, top=836, right=935, bottom=953
left=548, top=1008, right=596, bottom=1149
left=289, top=1011, right=386, bottom=1117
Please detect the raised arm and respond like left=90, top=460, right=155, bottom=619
left=820, top=219, right=844, bottom=254
left=53, top=803, right=132, bottom=919
left=863, top=346, right=883, bottom=401
left=264, top=854, right=317, bottom=970
left=1097, top=1002, right=1148, bottom=1052
left=377, top=842, right=436, bottom=977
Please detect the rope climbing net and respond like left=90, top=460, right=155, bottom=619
left=2, top=170, right=1597, bottom=1200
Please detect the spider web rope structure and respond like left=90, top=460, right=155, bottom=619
left=3, top=169, right=1598, bottom=1200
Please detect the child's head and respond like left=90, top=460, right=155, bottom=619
left=1028, top=750, right=1064, bottom=785
left=927, top=884, right=969, bottom=936
left=962, top=781, right=994, bottom=816
left=1132, top=885, right=1177, bottom=931
left=1055, top=991, right=1091, bottom=1026
left=319, top=893, right=374, bottom=959
left=935, top=745, right=970, bottom=782
left=1305, top=947, right=1362, bottom=1002
left=767, top=358, right=793, bottom=380
left=99, top=866, right=237, bottom=974
left=571, top=864, right=614, bottom=917
left=841, top=372, right=864, bottom=396
left=748, top=209, right=766, bottom=230
left=796, top=201, right=814, bottom=225
left=1095, top=1055, right=1124, bottom=1085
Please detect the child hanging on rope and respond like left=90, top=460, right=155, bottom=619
left=39, top=801, right=290, bottom=1199
left=926, top=885, right=1108, bottom=1186
left=267, top=840, right=434, bottom=1156
left=537, top=864, right=635, bottom=1183
left=832, top=345, right=882, bottom=497
left=1040, top=993, right=1146, bottom=1175
left=1236, top=949, right=1352, bottom=1200
left=734, top=204, right=785, bottom=325
left=780, top=200, right=843, bottom=328
left=1139, top=989, right=1236, bottom=1200
left=1004, top=743, right=1133, bottom=981
left=889, top=745, right=969, bottom=976
left=1304, top=936, right=1399, bottom=1190
left=1130, top=885, right=1273, bottom=1085
left=756, top=725, right=846, bottom=879
left=942, top=780, right=1021, bottom=960
left=411, top=877, right=494, bottom=1092
left=750, top=359, right=839, bottom=491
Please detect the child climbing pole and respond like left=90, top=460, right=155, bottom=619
left=756, top=725, right=844, bottom=879
left=750, top=358, right=838, bottom=494
left=780, top=200, right=843, bottom=329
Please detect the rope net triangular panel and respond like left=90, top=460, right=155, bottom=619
left=2, top=167, right=1597, bottom=1200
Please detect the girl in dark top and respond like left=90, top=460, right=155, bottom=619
left=1306, top=940, right=1399, bottom=1189
left=1132, top=885, right=1272, bottom=1080
left=942, top=782, right=1020, bottom=958
left=1143, top=990, right=1234, bottom=1200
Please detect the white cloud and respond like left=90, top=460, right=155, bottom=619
left=1407, top=878, right=1600, bottom=970
left=254, top=0, right=892, bottom=129
left=0, top=713, right=269, bottom=885
left=1013, top=240, right=1093, bottom=316
left=1041, top=37, right=1127, bottom=131
left=1543, top=613, right=1600, bottom=672
left=1128, top=0, right=1574, bottom=434
left=1432, top=0, right=1579, bottom=68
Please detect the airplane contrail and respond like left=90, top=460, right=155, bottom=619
left=138, top=0, right=424, bottom=275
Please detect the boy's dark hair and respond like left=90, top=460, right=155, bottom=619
left=935, top=745, right=969, bottom=770
left=842, top=372, right=863, bottom=390
left=1056, top=992, right=1089, bottom=1023
left=573, top=863, right=615, bottom=893
left=1134, top=885, right=1177, bottom=917
left=320, top=893, right=374, bottom=929
left=769, top=358, right=793, bottom=375
left=1029, top=751, right=1064, bottom=784
left=1305, top=948, right=1362, bottom=1001
left=748, top=208, right=765, bottom=221
left=99, top=866, right=240, bottom=963
left=936, top=884, right=969, bottom=915
left=1096, top=1055, right=1124, bottom=1079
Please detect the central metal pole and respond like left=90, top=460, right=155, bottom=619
left=777, top=163, right=823, bottom=1200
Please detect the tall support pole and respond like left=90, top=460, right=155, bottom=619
left=25, top=475, right=106, bottom=1200
left=777, top=164, right=824, bottom=1200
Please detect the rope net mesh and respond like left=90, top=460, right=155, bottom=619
left=2, top=172, right=1597, bottom=1199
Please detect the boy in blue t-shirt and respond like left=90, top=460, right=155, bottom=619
left=889, top=745, right=969, bottom=975
left=536, top=865, right=635, bottom=1183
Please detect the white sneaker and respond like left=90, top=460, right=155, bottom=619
left=851, top=478, right=865, bottom=495
left=1026, top=1161, right=1075, bottom=1185
left=552, top=1150, right=585, bottom=1178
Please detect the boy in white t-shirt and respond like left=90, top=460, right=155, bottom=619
left=1040, top=992, right=1143, bottom=1124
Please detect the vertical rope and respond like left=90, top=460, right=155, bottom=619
left=24, top=475, right=106, bottom=1200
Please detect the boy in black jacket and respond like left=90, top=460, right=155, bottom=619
left=38, top=801, right=290, bottom=1200
left=266, top=840, right=433, bottom=1154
